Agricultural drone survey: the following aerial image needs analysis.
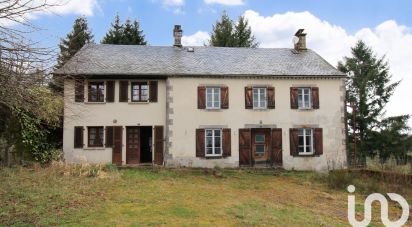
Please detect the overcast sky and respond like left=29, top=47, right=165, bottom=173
left=8, top=0, right=412, bottom=125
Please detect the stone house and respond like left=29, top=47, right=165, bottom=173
left=55, top=26, right=347, bottom=171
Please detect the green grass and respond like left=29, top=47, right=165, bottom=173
left=0, top=164, right=410, bottom=226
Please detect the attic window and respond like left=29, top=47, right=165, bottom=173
left=187, top=47, right=194, bottom=52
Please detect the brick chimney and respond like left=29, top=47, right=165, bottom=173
left=173, top=25, right=183, bottom=48
left=294, top=29, right=307, bottom=52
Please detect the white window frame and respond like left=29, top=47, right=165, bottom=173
left=204, top=128, right=222, bottom=157
left=252, top=87, right=267, bottom=109
left=131, top=81, right=149, bottom=102
left=206, top=87, right=221, bottom=109
left=298, top=128, right=314, bottom=155
left=298, top=87, right=312, bottom=109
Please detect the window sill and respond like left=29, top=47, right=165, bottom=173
left=84, top=102, right=106, bottom=104
left=128, top=101, right=149, bottom=104
left=292, top=154, right=321, bottom=157
left=252, top=108, right=269, bottom=111
left=84, top=147, right=105, bottom=150
left=204, top=108, right=223, bottom=112
left=296, top=108, right=314, bottom=112
left=204, top=156, right=225, bottom=159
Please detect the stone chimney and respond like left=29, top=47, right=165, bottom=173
left=173, top=25, right=183, bottom=48
left=294, top=29, right=307, bottom=52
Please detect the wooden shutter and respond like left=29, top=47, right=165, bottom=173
left=154, top=126, right=164, bottom=165
left=221, top=86, right=229, bottom=109
left=239, top=128, right=251, bottom=165
left=74, top=79, right=84, bottom=102
left=314, top=128, right=323, bottom=155
left=119, top=81, right=128, bottom=102
left=106, top=81, right=115, bottom=102
left=290, top=87, right=298, bottom=109
left=222, top=128, right=231, bottom=157
left=105, top=126, right=114, bottom=147
left=289, top=128, right=299, bottom=156
left=312, top=87, right=319, bottom=109
left=74, top=126, right=84, bottom=148
left=196, top=128, right=205, bottom=157
left=197, top=86, right=206, bottom=109
left=245, top=86, right=253, bottom=109
left=112, top=126, right=123, bottom=165
left=271, top=128, right=282, bottom=164
left=149, top=81, right=158, bottom=102
left=267, top=86, right=275, bottom=109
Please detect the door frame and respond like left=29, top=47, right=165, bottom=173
left=239, top=127, right=283, bottom=167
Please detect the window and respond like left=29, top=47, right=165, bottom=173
left=253, top=87, right=267, bottom=109
left=205, top=129, right=222, bottom=156
left=298, top=88, right=311, bottom=109
left=206, top=87, right=221, bottom=109
left=88, top=127, right=104, bottom=147
left=255, top=134, right=265, bottom=156
left=88, top=82, right=105, bottom=102
left=298, top=128, right=313, bottom=155
left=131, top=82, right=149, bottom=102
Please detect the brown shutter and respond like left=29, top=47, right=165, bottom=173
left=290, top=87, right=298, bottom=109
left=314, top=128, right=323, bottom=155
left=154, top=126, right=164, bottom=165
left=271, top=128, right=282, bottom=164
left=312, top=87, right=319, bottom=109
left=112, top=126, right=123, bottom=165
left=221, top=86, right=229, bottom=109
left=105, top=126, right=114, bottom=147
left=106, top=81, right=115, bottom=102
left=197, top=86, right=206, bottom=109
left=119, top=81, right=128, bottom=102
left=222, top=128, right=231, bottom=157
left=245, top=86, right=253, bottom=109
left=74, top=79, right=84, bottom=102
left=267, top=86, right=275, bottom=109
left=149, top=81, right=158, bottom=102
left=196, top=128, right=205, bottom=157
left=239, top=128, right=251, bottom=165
left=74, top=126, right=84, bottom=148
left=289, top=128, right=299, bottom=156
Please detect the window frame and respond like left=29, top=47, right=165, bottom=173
left=87, top=126, right=104, bottom=147
left=205, top=87, right=221, bottom=109
left=252, top=87, right=267, bottom=109
left=204, top=128, right=222, bottom=157
left=88, top=81, right=105, bottom=102
left=131, top=81, right=149, bottom=102
left=255, top=134, right=265, bottom=156
left=298, top=87, right=312, bottom=109
left=297, top=128, right=314, bottom=155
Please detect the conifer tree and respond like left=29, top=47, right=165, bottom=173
left=209, top=12, right=258, bottom=48
left=338, top=41, right=400, bottom=165
left=101, top=13, right=123, bottom=44
left=51, top=16, right=93, bottom=93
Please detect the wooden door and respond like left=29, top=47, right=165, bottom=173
left=126, top=127, right=140, bottom=164
left=251, top=129, right=270, bottom=164
left=239, top=128, right=251, bottom=166
left=271, top=128, right=282, bottom=166
left=154, top=126, right=164, bottom=165
left=112, top=126, right=123, bottom=165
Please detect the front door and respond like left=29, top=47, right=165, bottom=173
left=126, top=127, right=140, bottom=164
left=251, top=129, right=270, bottom=165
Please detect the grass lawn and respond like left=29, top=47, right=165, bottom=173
left=0, top=164, right=410, bottom=226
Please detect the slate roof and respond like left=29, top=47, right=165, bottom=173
left=54, top=44, right=345, bottom=77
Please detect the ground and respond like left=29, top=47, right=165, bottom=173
left=0, top=164, right=410, bottom=226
